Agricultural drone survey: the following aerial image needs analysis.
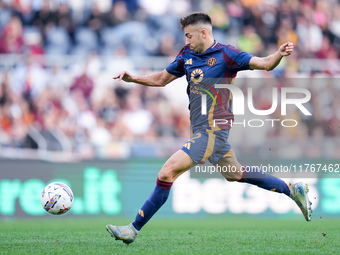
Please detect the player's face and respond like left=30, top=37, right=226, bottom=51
left=184, top=25, right=204, bottom=53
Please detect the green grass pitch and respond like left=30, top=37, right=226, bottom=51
left=0, top=217, right=339, bottom=254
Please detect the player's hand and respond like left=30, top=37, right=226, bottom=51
left=278, top=42, right=294, bottom=57
left=113, top=71, right=134, bottom=82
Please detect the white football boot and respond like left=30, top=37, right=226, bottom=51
left=290, top=182, right=312, bottom=221
left=106, top=223, right=139, bottom=244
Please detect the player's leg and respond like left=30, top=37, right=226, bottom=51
left=128, top=129, right=211, bottom=232
left=214, top=152, right=243, bottom=181
left=106, top=149, right=192, bottom=244
left=215, top=154, right=312, bottom=221
left=216, top=154, right=290, bottom=194
left=132, top=149, right=192, bottom=231
left=157, top=149, right=194, bottom=182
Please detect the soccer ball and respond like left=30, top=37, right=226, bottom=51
left=41, top=182, right=74, bottom=215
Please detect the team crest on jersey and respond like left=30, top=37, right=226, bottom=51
left=207, top=57, right=217, bottom=66
left=191, top=69, right=204, bottom=84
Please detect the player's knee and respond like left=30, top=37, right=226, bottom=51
left=158, top=171, right=171, bottom=182
left=224, top=171, right=242, bottom=182
left=158, top=165, right=175, bottom=182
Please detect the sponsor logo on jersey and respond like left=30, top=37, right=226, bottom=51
left=190, top=69, right=204, bottom=84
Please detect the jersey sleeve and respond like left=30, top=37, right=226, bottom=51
left=224, top=45, right=253, bottom=73
left=166, top=56, right=185, bottom=77
left=165, top=47, right=188, bottom=77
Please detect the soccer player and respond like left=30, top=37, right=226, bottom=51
left=106, top=13, right=312, bottom=244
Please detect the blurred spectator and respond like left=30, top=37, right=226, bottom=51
left=90, top=115, right=113, bottom=148
left=55, top=2, right=75, bottom=42
left=138, top=0, right=170, bottom=16
left=103, top=1, right=131, bottom=27
left=324, top=97, right=340, bottom=137
left=226, top=1, right=245, bottom=34
left=155, top=33, right=178, bottom=57
left=96, top=89, right=120, bottom=125
left=31, top=0, right=55, bottom=41
left=23, top=26, right=45, bottom=55
left=313, top=0, right=330, bottom=31
left=238, top=25, right=262, bottom=55
left=209, top=3, right=229, bottom=31
left=121, top=89, right=153, bottom=137
left=0, top=74, right=12, bottom=142
left=0, top=15, right=23, bottom=53
left=276, top=19, right=298, bottom=50
left=329, top=5, right=340, bottom=47
left=86, top=3, right=106, bottom=40
left=0, top=73, right=10, bottom=107
left=70, top=71, right=94, bottom=101
left=113, top=0, right=139, bottom=14
left=10, top=54, right=47, bottom=99
left=316, top=36, right=339, bottom=59
left=296, top=14, right=323, bottom=57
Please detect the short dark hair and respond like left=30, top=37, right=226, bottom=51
left=180, top=12, right=212, bottom=30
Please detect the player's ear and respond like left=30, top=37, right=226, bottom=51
left=201, top=29, right=207, bottom=39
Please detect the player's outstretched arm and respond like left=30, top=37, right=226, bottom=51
left=249, top=42, right=294, bottom=71
left=113, top=69, right=178, bottom=87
